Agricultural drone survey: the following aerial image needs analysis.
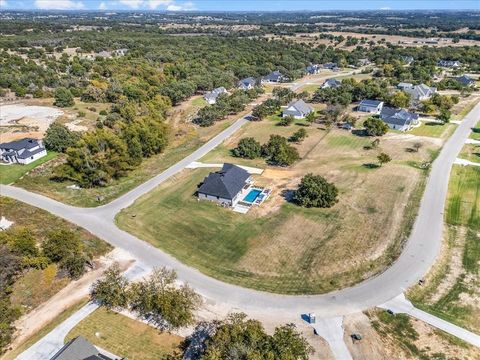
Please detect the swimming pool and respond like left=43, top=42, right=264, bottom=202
left=243, top=189, right=262, bottom=203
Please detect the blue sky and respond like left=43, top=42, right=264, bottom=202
left=1, top=0, right=478, bottom=11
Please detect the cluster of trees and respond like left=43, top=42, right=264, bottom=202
left=420, top=93, right=459, bottom=122
left=233, top=135, right=300, bottom=166
left=252, top=98, right=282, bottom=121
left=91, top=264, right=201, bottom=330
left=0, top=226, right=92, bottom=353
left=293, top=174, right=339, bottom=208
left=195, top=88, right=263, bottom=127
left=363, top=116, right=390, bottom=136
left=196, top=313, right=314, bottom=359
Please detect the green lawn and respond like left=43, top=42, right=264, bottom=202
left=191, top=96, right=207, bottom=107
left=408, top=122, right=454, bottom=138
left=452, top=97, right=480, bottom=121
left=470, top=121, right=480, bottom=140
left=296, top=84, right=320, bottom=93
left=458, top=144, right=480, bottom=163
left=65, top=307, right=183, bottom=360
left=0, top=151, right=58, bottom=184
left=409, top=165, right=480, bottom=333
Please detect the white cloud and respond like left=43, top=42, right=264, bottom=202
left=119, top=0, right=144, bottom=8
left=147, top=0, right=171, bottom=9
left=0, top=0, right=8, bottom=9
left=167, top=1, right=194, bottom=11
left=99, top=1, right=107, bottom=9
left=34, top=0, right=85, bottom=9
left=380, top=7, right=391, bottom=10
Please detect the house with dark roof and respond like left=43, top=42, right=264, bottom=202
left=455, top=75, right=476, bottom=87
left=306, top=64, right=321, bottom=75
left=237, top=77, right=257, bottom=90
left=204, top=87, right=228, bottom=105
left=197, top=164, right=252, bottom=206
left=322, top=62, right=338, bottom=70
left=261, top=70, right=286, bottom=84
left=283, top=99, right=314, bottom=119
left=321, top=78, right=342, bottom=89
left=50, top=336, right=120, bottom=360
left=357, top=100, right=384, bottom=114
left=438, top=60, right=461, bottom=68
left=380, top=107, right=419, bottom=132
left=0, top=138, right=47, bottom=165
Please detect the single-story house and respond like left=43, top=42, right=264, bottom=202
left=357, top=100, right=384, bottom=114
left=380, top=107, right=419, bottom=132
left=96, top=50, right=112, bottom=58
left=399, top=83, right=437, bottom=101
left=197, top=164, right=252, bottom=207
left=322, top=62, right=338, bottom=70
left=112, top=48, right=128, bottom=56
left=51, top=336, right=121, bottom=360
left=261, top=70, right=286, bottom=83
left=0, top=138, right=47, bottom=165
left=237, top=77, right=257, bottom=90
left=204, top=87, right=228, bottom=105
left=321, top=78, right=342, bottom=89
left=438, top=60, right=461, bottom=68
left=455, top=75, right=475, bottom=87
left=306, top=64, right=321, bottom=74
left=283, top=99, right=314, bottom=119
left=357, top=58, right=371, bottom=66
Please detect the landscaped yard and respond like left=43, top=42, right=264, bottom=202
left=0, top=151, right=58, bottom=184
left=118, top=120, right=440, bottom=294
left=408, top=122, right=455, bottom=138
left=65, top=307, right=183, bottom=360
left=458, top=144, right=480, bottom=163
left=408, top=165, right=480, bottom=333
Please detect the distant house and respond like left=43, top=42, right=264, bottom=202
left=321, top=78, right=342, bottom=89
left=0, top=138, right=47, bottom=165
left=261, top=70, right=286, bottom=83
left=204, top=87, right=228, bottom=105
left=237, top=77, right=257, bottom=90
left=112, top=48, right=128, bottom=57
left=402, top=56, right=414, bottom=65
left=357, top=100, right=384, bottom=114
left=357, top=58, right=371, bottom=66
left=197, top=164, right=252, bottom=207
left=322, top=62, right=338, bottom=70
left=399, top=83, right=437, bottom=101
left=96, top=50, right=112, bottom=58
left=283, top=99, right=314, bottom=119
left=50, top=336, right=121, bottom=360
left=306, top=64, right=321, bottom=74
left=455, top=75, right=475, bottom=87
left=380, top=107, right=419, bottom=131
left=438, top=60, right=461, bottom=68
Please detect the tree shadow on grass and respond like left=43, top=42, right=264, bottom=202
left=363, top=163, right=380, bottom=169
left=281, top=189, right=296, bottom=203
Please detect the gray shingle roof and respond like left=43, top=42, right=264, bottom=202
left=0, top=138, right=40, bottom=151
left=198, top=164, right=250, bottom=200
left=50, top=336, right=115, bottom=360
left=456, top=75, right=475, bottom=86
left=380, top=107, right=418, bottom=126
left=238, top=77, right=256, bottom=87
left=286, top=99, right=313, bottom=115
left=263, top=70, right=282, bottom=82
left=323, top=78, right=342, bottom=88
left=359, top=99, right=383, bottom=107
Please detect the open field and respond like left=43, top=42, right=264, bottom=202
left=471, top=121, right=480, bottom=140
left=2, top=299, right=89, bottom=360
left=452, top=95, right=480, bottom=121
left=0, top=151, right=58, bottom=185
left=408, top=122, right=455, bottom=139
left=458, top=143, right=480, bottom=163
left=65, top=308, right=183, bottom=360
left=118, top=117, right=440, bottom=294
left=13, top=94, right=245, bottom=207
left=408, top=165, right=480, bottom=334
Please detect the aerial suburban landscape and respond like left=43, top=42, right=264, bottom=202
left=0, top=0, right=479, bottom=359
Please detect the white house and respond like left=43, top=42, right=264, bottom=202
left=398, top=83, right=437, bottom=102
left=204, top=87, right=228, bottom=105
left=380, top=107, right=419, bottom=132
left=282, top=99, right=314, bottom=119
left=438, top=60, right=461, bottom=68
left=357, top=100, right=384, bottom=114
left=0, top=138, right=47, bottom=165
left=261, top=70, right=286, bottom=84
left=321, top=78, right=342, bottom=89
left=197, top=164, right=252, bottom=207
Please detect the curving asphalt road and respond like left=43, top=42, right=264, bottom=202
left=1, top=102, right=479, bottom=319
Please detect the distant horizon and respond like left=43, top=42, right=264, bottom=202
left=1, top=0, right=478, bottom=12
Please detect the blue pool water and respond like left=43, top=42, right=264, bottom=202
left=243, top=189, right=262, bottom=203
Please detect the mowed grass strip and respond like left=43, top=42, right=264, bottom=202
left=446, top=165, right=480, bottom=226
left=408, top=122, right=454, bottom=138
left=470, top=121, right=480, bottom=140
left=0, top=151, right=58, bottom=185
left=65, top=307, right=183, bottom=360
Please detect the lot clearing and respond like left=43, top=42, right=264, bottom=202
left=117, top=116, right=441, bottom=294
left=408, top=165, right=480, bottom=334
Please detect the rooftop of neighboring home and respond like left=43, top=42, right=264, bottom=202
left=286, top=99, right=314, bottom=114
left=238, top=77, right=256, bottom=87
left=50, top=336, right=120, bottom=360
left=359, top=99, right=383, bottom=107
left=322, top=78, right=342, bottom=88
left=380, top=107, right=419, bottom=126
left=0, top=138, right=42, bottom=151
left=262, top=70, right=283, bottom=81
left=455, top=75, right=475, bottom=86
left=198, top=163, right=251, bottom=200
left=398, top=83, right=436, bottom=99
left=322, top=62, right=338, bottom=69
left=204, top=87, right=227, bottom=101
